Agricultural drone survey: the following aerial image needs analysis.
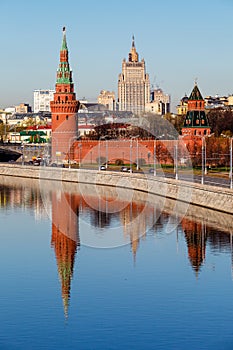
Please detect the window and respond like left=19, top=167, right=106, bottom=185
left=66, top=115, right=69, bottom=120
left=56, top=115, right=59, bottom=121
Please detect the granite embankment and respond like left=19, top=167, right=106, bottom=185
left=1, top=163, right=233, bottom=215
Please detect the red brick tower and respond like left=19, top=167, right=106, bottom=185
left=182, top=83, right=210, bottom=137
left=50, top=27, right=79, bottom=162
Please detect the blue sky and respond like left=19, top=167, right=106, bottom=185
left=1, top=0, right=233, bottom=112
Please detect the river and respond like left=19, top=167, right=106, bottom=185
left=0, top=175, right=233, bottom=350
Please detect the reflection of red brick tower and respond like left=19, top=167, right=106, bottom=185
left=50, top=27, right=79, bottom=162
left=182, top=218, right=206, bottom=276
left=51, top=192, right=80, bottom=318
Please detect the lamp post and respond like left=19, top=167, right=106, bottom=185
left=68, top=135, right=78, bottom=169
left=78, top=143, right=82, bottom=168
left=21, top=143, right=24, bottom=166
left=130, top=135, right=139, bottom=173
left=154, top=139, right=156, bottom=176
left=230, top=137, right=233, bottom=189
left=201, top=136, right=204, bottom=185
left=203, top=133, right=215, bottom=175
left=194, top=135, right=206, bottom=185
left=174, top=139, right=178, bottom=180
left=220, top=133, right=233, bottom=189
left=98, top=135, right=108, bottom=170
left=130, top=139, right=133, bottom=174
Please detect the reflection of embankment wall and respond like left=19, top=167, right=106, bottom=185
left=0, top=164, right=233, bottom=221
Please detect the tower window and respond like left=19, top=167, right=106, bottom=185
left=66, top=115, right=69, bottom=120
left=56, top=115, right=59, bottom=120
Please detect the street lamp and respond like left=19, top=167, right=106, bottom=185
left=98, top=135, right=108, bottom=170
left=230, top=137, right=232, bottom=189
left=175, top=140, right=178, bottom=180
left=130, top=135, right=139, bottom=174
left=153, top=139, right=156, bottom=176
left=21, top=143, right=24, bottom=166
left=78, top=143, right=82, bottom=168
left=153, top=134, right=165, bottom=177
left=201, top=136, right=205, bottom=185
left=193, top=135, right=206, bottom=185
left=220, top=133, right=233, bottom=189
left=68, top=135, right=78, bottom=169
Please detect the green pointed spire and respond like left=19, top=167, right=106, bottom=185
left=61, top=26, right=68, bottom=51
left=189, top=83, right=203, bottom=101
left=56, top=27, right=73, bottom=84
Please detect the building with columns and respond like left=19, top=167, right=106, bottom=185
left=50, top=27, right=80, bottom=162
left=118, top=36, right=150, bottom=115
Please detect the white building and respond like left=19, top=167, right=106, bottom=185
left=118, top=36, right=150, bottom=115
left=145, top=88, right=170, bottom=115
left=98, top=90, right=116, bottom=110
left=33, top=89, right=55, bottom=113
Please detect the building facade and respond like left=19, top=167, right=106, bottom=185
left=145, top=88, right=170, bottom=115
left=50, top=27, right=80, bottom=162
left=118, top=36, right=150, bottom=115
left=97, top=90, right=115, bottom=110
left=15, top=103, right=32, bottom=114
left=34, top=89, right=55, bottom=113
left=176, top=94, right=188, bottom=115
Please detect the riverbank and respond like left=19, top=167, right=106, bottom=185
left=0, top=163, right=233, bottom=214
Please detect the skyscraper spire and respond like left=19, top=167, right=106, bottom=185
left=128, top=34, right=138, bottom=62
left=132, top=34, right=135, bottom=48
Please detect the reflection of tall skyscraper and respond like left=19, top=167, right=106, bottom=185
left=182, top=218, right=207, bottom=276
left=51, top=191, right=80, bottom=318
left=120, top=202, right=147, bottom=261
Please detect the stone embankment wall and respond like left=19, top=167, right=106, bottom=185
left=0, top=163, right=233, bottom=214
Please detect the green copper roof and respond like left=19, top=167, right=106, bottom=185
left=56, top=27, right=73, bottom=84
left=189, top=84, right=203, bottom=101
left=56, top=62, right=73, bottom=84
left=61, top=27, right=68, bottom=51
left=183, top=110, right=210, bottom=128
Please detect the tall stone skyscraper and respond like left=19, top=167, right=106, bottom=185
left=50, top=27, right=79, bottom=162
left=118, top=36, right=150, bottom=115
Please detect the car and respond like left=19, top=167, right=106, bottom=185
left=33, top=160, right=41, bottom=166
left=100, top=165, right=106, bottom=170
left=121, top=166, right=130, bottom=172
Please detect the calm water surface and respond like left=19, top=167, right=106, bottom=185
left=0, top=176, right=233, bottom=350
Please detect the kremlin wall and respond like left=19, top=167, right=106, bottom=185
left=1, top=28, right=233, bottom=216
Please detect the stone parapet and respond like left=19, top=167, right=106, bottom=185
left=0, top=164, right=233, bottom=215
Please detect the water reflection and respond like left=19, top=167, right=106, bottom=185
left=0, top=175, right=233, bottom=318
left=51, top=191, right=80, bottom=318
